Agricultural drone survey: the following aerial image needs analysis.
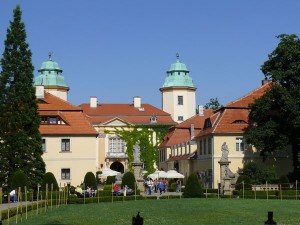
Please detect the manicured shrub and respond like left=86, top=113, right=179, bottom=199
left=183, top=173, right=203, bottom=198
left=121, top=171, right=136, bottom=190
left=41, top=172, right=59, bottom=191
left=11, top=170, right=28, bottom=192
left=235, top=175, right=252, bottom=190
left=84, top=172, right=97, bottom=188
left=104, top=184, right=113, bottom=190
left=169, top=183, right=176, bottom=192
left=278, top=175, right=290, bottom=190
left=106, top=176, right=116, bottom=184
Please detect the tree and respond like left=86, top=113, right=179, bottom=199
left=246, top=34, right=300, bottom=180
left=204, top=97, right=222, bottom=110
left=121, top=171, right=136, bottom=190
left=0, top=5, right=45, bottom=189
left=242, top=162, right=277, bottom=184
left=11, top=170, right=28, bottom=192
left=183, top=173, right=203, bottom=198
left=41, top=172, right=59, bottom=191
left=83, top=172, right=97, bottom=188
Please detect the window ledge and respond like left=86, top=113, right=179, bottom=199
left=59, top=151, right=72, bottom=153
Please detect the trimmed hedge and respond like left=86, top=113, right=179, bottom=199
left=121, top=172, right=136, bottom=190
left=84, top=172, right=97, bottom=188
left=41, top=172, right=59, bottom=191
left=183, top=173, right=203, bottom=198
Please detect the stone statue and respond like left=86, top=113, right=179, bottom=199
left=221, top=142, right=229, bottom=161
left=133, top=142, right=141, bottom=163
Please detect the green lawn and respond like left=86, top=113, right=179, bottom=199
left=5, top=198, right=300, bottom=225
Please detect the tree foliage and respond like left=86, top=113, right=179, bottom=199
left=41, top=172, right=59, bottom=191
left=121, top=171, right=136, bottom=190
left=204, top=97, right=222, bottom=110
left=242, top=161, right=277, bottom=184
left=106, top=125, right=170, bottom=174
left=246, top=34, right=300, bottom=179
left=183, top=173, right=203, bottom=198
left=235, top=175, right=252, bottom=190
left=0, top=5, right=45, bottom=190
left=83, top=172, right=97, bottom=188
left=11, top=170, right=28, bottom=192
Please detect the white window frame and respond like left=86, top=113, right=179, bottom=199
left=108, top=135, right=125, bottom=153
left=61, top=168, right=70, bottom=180
left=61, top=138, right=71, bottom=152
left=178, top=116, right=184, bottom=121
left=178, top=96, right=183, bottom=105
left=236, top=138, right=246, bottom=151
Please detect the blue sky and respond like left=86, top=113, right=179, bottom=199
left=1, top=1, right=300, bottom=108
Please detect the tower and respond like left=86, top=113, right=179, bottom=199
left=160, top=54, right=196, bottom=123
left=34, top=53, right=69, bottom=101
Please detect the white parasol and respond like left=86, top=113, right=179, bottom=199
left=147, top=170, right=167, bottom=180
left=166, top=170, right=185, bottom=179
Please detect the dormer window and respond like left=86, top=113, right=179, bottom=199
left=232, top=120, right=247, bottom=124
left=150, top=115, right=157, bottom=124
left=40, top=116, right=65, bottom=125
left=204, top=118, right=212, bottom=128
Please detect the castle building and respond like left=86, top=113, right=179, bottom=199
left=160, top=54, right=197, bottom=123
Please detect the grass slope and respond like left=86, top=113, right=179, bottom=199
left=7, top=198, right=300, bottom=225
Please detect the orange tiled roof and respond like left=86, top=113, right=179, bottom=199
left=38, top=92, right=97, bottom=135
left=159, top=111, right=213, bottom=147
left=196, top=83, right=271, bottom=138
left=39, top=93, right=81, bottom=111
left=80, top=103, right=175, bottom=125
left=224, top=82, right=272, bottom=109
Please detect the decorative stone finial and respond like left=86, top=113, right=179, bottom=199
left=176, top=52, right=180, bottom=61
left=48, top=52, right=53, bottom=61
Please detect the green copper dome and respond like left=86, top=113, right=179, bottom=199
left=34, top=53, right=68, bottom=87
left=162, top=53, right=195, bottom=88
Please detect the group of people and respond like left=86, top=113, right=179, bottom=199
left=74, top=185, right=96, bottom=197
left=113, top=184, right=129, bottom=196
left=144, top=178, right=169, bottom=195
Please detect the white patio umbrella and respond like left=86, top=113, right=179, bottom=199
left=147, top=170, right=167, bottom=180
left=98, top=168, right=121, bottom=178
left=166, top=170, right=185, bottom=179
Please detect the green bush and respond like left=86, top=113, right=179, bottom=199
left=106, top=176, right=116, bottom=184
left=242, top=161, right=277, bottom=184
left=104, top=184, right=113, bottom=190
left=84, top=172, right=97, bottom=188
left=278, top=175, right=290, bottom=190
left=235, top=175, right=252, bottom=190
left=183, top=173, right=203, bottom=198
left=169, top=183, right=177, bottom=192
left=11, top=170, right=28, bottom=192
left=41, top=172, right=59, bottom=191
left=121, top=171, right=136, bottom=190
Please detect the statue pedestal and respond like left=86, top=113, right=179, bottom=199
left=218, top=161, right=232, bottom=195
left=132, top=162, right=144, bottom=192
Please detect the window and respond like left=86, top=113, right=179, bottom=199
left=199, top=140, right=203, bottom=155
left=208, top=138, right=212, bottom=154
left=178, top=116, right=184, bottom=121
left=61, top=139, right=70, bottom=152
left=236, top=138, right=246, bottom=151
left=61, top=169, right=70, bottom=180
left=49, top=117, right=57, bottom=124
left=41, top=116, right=48, bottom=124
left=178, top=96, right=183, bottom=105
left=42, top=139, right=46, bottom=152
left=109, top=136, right=125, bottom=153
left=204, top=139, right=207, bottom=155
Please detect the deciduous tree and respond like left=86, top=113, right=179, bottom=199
left=246, top=34, right=300, bottom=179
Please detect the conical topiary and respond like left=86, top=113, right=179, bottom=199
left=121, top=171, right=136, bottom=190
left=83, top=172, right=97, bottom=188
left=183, top=173, right=203, bottom=198
left=41, top=172, right=59, bottom=191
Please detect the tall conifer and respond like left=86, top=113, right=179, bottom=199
left=0, top=5, right=45, bottom=189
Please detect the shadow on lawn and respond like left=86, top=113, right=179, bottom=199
left=44, top=221, right=73, bottom=225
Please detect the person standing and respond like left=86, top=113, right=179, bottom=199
left=176, top=179, right=181, bottom=193
left=10, top=189, right=17, bottom=202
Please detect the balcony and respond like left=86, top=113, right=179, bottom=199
left=106, top=152, right=127, bottom=159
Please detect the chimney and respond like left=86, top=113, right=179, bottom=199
left=35, top=85, right=44, bottom=99
left=198, top=105, right=204, bottom=116
left=190, top=123, right=195, bottom=140
left=134, top=96, right=141, bottom=108
left=90, top=96, right=97, bottom=108
left=262, top=79, right=271, bottom=85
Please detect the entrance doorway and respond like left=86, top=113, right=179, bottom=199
left=110, top=161, right=124, bottom=173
